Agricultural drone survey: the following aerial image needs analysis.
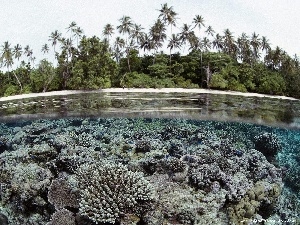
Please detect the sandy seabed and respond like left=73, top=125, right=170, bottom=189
left=0, top=88, right=298, bottom=102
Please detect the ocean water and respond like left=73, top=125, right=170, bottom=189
left=0, top=92, right=299, bottom=225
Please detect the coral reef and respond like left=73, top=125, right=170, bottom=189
left=48, top=176, right=79, bottom=210
left=76, top=161, right=155, bottom=224
left=0, top=212, right=8, bottom=225
left=228, top=181, right=282, bottom=224
left=253, top=132, right=281, bottom=158
left=0, top=117, right=298, bottom=224
left=46, top=208, right=76, bottom=225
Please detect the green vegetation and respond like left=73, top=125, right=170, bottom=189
left=0, top=3, right=300, bottom=98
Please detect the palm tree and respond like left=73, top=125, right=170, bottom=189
left=140, top=33, right=153, bottom=53
left=67, top=21, right=77, bottom=38
left=201, top=37, right=211, bottom=52
left=24, top=45, right=34, bottom=66
left=103, top=23, right=115, bottom=45
left=265, top=46, right=283, bottom=70
left=212, top=33, right=224, bottom=52
left=74, top=26, right=84, bottom=47
left=205, top=26, right=215, bottom=37
left=129, top=24, right=146, bottom=57
left=223, top=29, right=237, bottom=59
left=118, top=16, right=136, bottom=74
left=129, top=24, right=145, bottom=45
left=13, top=44, right=22, bottom=61
left=188, top=33, right=202, bottom=51
left=49, top=30, right=62, bottom=58
left=237, top=33, right=251, bottom=63
left=167, top=34, right=181, bottom=66
left=117, top=16, right=133, bottom=44
left=192, top=15, right=205, bottom=36
left=250, top=32, right=261, bottom=62
left=1, top=41, right=22, bottom=91
left=179, top=24, right=193, bottom=51
left=292, top=54, right=299, bottom=68
left=59, top=37, right=74, bottom=89
left=158, top=3, right=178, bottom=37
left=41, top=44, right=50, bottom=55
left=113, top=37, right=125, bottom=63
left=60, top=38, right=74, bottom=62
left=261, top=36, right=271, bottom=54
left=149, top=19, right=167, bottom=53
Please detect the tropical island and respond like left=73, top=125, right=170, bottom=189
left=0, top=3, right=299, bottom=99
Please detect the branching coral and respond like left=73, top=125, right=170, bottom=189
left=76, top=162, right=155, bottom=224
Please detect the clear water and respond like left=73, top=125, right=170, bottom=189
left=0, top=92, right=299, bottom=225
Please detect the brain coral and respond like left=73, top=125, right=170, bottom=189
left=76, top=162, right=155, bottom=224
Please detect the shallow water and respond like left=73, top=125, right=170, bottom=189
left=0, top=92, right=300, bottom=128
left=0, top=92, right=299, bottom=225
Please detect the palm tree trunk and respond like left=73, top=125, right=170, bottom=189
left=169, top=48, right=172, bottom=71
left=12, top=71, right=23, bottom=92
left=126, top=49, right=131, bottom=72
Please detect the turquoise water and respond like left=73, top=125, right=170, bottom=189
left=0, top=92, right=299, bottom=224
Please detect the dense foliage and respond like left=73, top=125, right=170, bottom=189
left=0, top=3, right=300, bottom=98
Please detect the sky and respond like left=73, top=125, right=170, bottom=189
left=1, top=0, right=299, bottom=64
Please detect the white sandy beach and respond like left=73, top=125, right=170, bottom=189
left=0, top=88, right=298, bottom=102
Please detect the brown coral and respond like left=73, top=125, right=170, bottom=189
left=228, top=181, right=282, bottom=224
left=46, top=208, right=76, bottom=225
left=48, top=177, right=79, bottom=210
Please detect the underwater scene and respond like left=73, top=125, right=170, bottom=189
left=0, top=92, right=299, bottom=225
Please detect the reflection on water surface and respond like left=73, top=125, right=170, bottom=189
left=0, top=92, right=299, bottom=128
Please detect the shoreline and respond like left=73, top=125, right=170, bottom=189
left=0, top=88, right=298, bottom=102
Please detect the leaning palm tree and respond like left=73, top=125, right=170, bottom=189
left=1, top=41, right=22, bottom=91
